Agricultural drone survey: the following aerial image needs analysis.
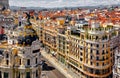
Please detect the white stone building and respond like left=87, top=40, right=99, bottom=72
left=0, top=23, right=42, bottom=78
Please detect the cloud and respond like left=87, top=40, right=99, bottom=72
left=9, top=0, right=120, bottom=8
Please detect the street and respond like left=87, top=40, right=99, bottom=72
left=41, top=57, right=66, bottom=78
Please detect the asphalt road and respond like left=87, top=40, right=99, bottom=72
left=41, top=57, right=66, bottom=78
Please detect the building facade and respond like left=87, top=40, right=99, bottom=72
left=57, top=21, right=119, bottom=78
left=113, top=50, right=120, bottom=78
left=34, top=18, right=119, bottom=78
left=0, top=19, right=41, bottom=78
left=113, top=27, right=120, bottom=78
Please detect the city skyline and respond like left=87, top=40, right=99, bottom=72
left=9, top=0, right=120, bottom=8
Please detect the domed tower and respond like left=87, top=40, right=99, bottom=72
left=0, top=13, right=41, bottom=78
left=17, top=25, right=38, bottom=46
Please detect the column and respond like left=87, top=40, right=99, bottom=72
left=14, top=71, right=17, bottom=78
left=20, top=72, right=22, bottom=78
left=20, top=72, right=24, bottom=78
left=38, top=67, right=41, bottom=78
left=10, top=70, right=13, bottom=78
left=2, top=72, right=4, bottom=78
left=31, top=72, right=35, bottom=78
left=23, top=73, right=25, bottom=78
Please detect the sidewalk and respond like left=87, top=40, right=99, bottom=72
left=41, top=49, right=73, bottom=78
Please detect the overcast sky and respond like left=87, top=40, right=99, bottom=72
left=9, top=0, right=120, bottom=8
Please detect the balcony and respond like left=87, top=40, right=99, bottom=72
left=25, top=65, right=31, bottom=68
left=85, top=39, right=99, bottom=44
left=88, top=30, right=105, bottom=35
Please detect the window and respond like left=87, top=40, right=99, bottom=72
left=96, top=36, right=98, bottom=40
left=33, top=49, right=40, bottom=53
left=91, top=44, right=93, bottom=47
left=6, top=54, right=9, bottom=58
left=111, top=53, right=112, bottom=57
left=23, top=51, right=25, bottom=54
left=6, top=60, right=9, bottom=65
left=103, top=56, right=105, bottom=61
left=96, top=44, right=99, bottom=48
left=95, top=70, right=100, bottom=74
left=0, top=71, right=1, bottom=78
left=106, top=51, right=108, bottom=54
left=86, top=60, right=88, bottom=63
left=80, top=58, right=83, bottom=61
left=96, top=63, right=99, bottom=66
left=80, top=53, right=83, bottom=56
left=26, top=72, right=30, bottom=78
left=27, top=59, right=30, bottom=65
left=4, top=72, right=9, bottom=78
left=102, top=50, right=105, bottom=54
left=91, top=62, right=93, bottom=65
left=90, top=56, right=93, bottom=59
left=90, top=49, right=93, bottom=54
left=19, top=59, right=21, bottom=65
left=18, top=73, right=20, bottom=78
left=103, top=44, right=104, bottom=48
left=96, top=50, right=99, bottom=54
left=36, top=70, right=38, bottom=77
left=36, top=58, right=37, bottom=64
left=80, top=47, right=82, bottom=50
left=96, top=56, right=99, bottom=60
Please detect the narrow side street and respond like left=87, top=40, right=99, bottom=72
left=41, top=49, right=80, bottom=78
left=41, top=55, right=66, bottom=78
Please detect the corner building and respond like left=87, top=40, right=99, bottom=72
left=34, top=10, right=120, bottom=78
left=57, top=20, right=119, bottom=78
left=0, top=24, right=41, bottom=78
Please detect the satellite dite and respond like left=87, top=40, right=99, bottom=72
left=0, top=0, right=9, bottom=10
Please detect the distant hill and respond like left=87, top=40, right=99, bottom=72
left=10, top=6, right=20, bottom=10
left=10, top=4, right=120, bottom=11
left=10, top=6, right=45, bottom=10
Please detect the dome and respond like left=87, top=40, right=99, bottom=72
left=17, top=25, right=38, bottom=46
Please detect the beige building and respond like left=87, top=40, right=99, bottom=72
left=34, top=17, right=120, bottom=78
